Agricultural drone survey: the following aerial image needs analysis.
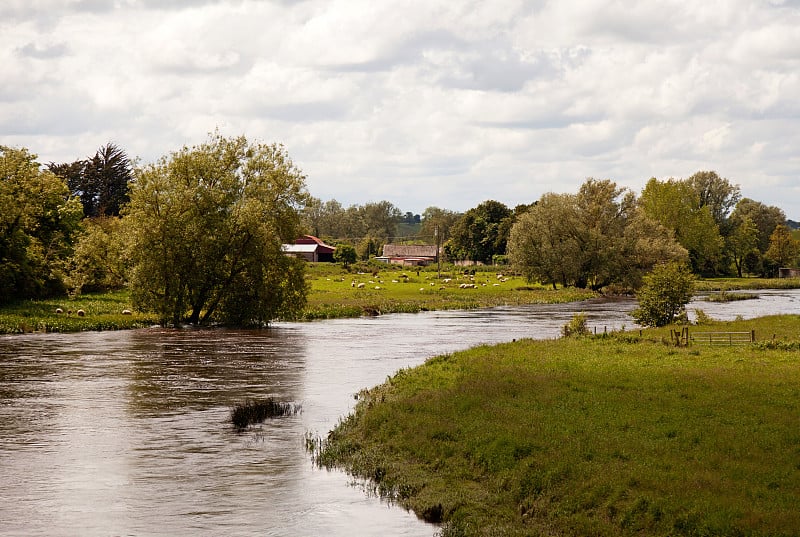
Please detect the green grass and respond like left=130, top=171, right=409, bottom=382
left=315, top=315, right=800, bottom=536
left=696, top=277, right=800, bottom=292
left=0, top=290, right=159, bottom=334
left=300, top=264, right=596, bottom=320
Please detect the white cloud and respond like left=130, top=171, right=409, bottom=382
left=1, top=0, right=799, bottom=217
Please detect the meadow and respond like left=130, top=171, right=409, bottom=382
left=313, top=315, right=800, bottom=536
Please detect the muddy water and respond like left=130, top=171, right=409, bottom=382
left=1, top=291, right=798, bottom=536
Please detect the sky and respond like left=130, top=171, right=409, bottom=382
left=2, top=0, right=799, bottom=218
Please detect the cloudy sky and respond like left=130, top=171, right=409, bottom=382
left=2, top=0, right=799, bottom=218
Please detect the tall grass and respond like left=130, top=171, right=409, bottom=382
left=317, top=316, right=800, bottom=536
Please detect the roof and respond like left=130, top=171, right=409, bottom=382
left=382, top=244, right=438, bottom=258
left=282, top=244, right=320, bottom=254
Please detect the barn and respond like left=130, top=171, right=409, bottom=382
left=282, top=235, right=336, bottom=262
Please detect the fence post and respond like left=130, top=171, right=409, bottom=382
left=751, top=329, right=755, bottom=342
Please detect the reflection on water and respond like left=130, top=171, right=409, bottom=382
left=1, top=291, right=799, bottom=536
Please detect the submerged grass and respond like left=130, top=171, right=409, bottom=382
left=231, top=399, right=302, bottom=430
left=316, top=315, right=800, bottom=536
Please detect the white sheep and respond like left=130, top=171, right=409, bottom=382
left=76, top=309, right=86, bottom=317
left=357, top=282, right=366, bottom=289
left=55, top=308, right=63, bottom=314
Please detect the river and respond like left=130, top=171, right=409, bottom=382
left=1, top=290, right=798, bottom=536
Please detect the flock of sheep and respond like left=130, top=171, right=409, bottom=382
left=343, top=272, right=511, bottom=292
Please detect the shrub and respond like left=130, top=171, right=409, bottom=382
left=631, top=262, right=696, bottom=327
left=562, top=312, right=590, bottom=337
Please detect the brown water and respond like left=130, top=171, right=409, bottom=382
left=1, top=291, right=798, bottom=536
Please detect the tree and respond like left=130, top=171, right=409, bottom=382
left=124, top=133, right=310, bottom=326
left=420, top=206, right=460, bottom=244
left=1, top=146, right=83, bottom=303
left=49, top=142, right=133, bottom=218
left=687, top=170, right=741, bottom=233
left=448, top=200, right=512, bottom=264
left=726, top=215, right=759, bottom=277
left=65, top=217, right=128, bottom=294
left=639, top=177, right=724, bottom=274
left=333, top=243, right=357, bottom=267
left=508, top=180, right=687, bottom=290
left=730, top=199, right=786, bottom=276
left=765, top=225, right=799, bottom=271
left=631, top=262, right=696, bottom=327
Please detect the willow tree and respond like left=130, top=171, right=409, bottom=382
left=508, top=179, right=687, bottom=290
left=124, top=134, right=310, bottom=326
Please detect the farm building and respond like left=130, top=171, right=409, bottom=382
left=778, top=267, right=800, bottom=278
left=282, top=235, right=336, bottom=262
left=378, top=244, right=439, bottom=266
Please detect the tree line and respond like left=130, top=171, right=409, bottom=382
left=2, top=135, right=798, bottom=326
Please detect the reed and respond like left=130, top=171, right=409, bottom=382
left=230, top=399, right=302, bottom=430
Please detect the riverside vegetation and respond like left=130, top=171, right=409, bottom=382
left=312, top=315, right=800, bottom=537
left=0, top=263, right=596, bottom=333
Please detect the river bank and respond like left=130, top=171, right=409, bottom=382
left=315, top=314, right=800, bottom=536
left=2, top=265, right=799, bottom=333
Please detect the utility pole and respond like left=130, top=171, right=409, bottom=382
left=435, top=224, right=441, bottom=279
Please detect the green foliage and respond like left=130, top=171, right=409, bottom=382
left=639, top=176, right=724, bottom=275
left=632, top=262, right=696, bottom=327
left=562, top=312, right=590, bottom=337
left=508, top=179, right=687, bottom=290
left=65, top=216, right=128, bottom=293
left=124, top=132, right=310, bottom=326
left=447, top=200, right=512, bottom=264
left=333, top=243, right=357, bottom=267
left=765, top=224, right=799, bottom=270
left=1, top=146, right=83, bottom=304
left=48, top=142, right=133, bottom=217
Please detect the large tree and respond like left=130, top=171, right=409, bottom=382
left=729, top=198, right=786, bottom=276
left=1, top=146, right=83, bottom=303
left=639, top=177, right=724, bottom=274
left=124, top=133, right=310, bottom=326
left=508, top=179, right=686, bottom=290
left=446, top=200, right=512, bottom=264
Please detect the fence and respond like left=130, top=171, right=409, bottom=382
left=689, top=330, right=755, bottom=346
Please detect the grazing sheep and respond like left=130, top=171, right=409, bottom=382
left=374, top=286, right=381, bottom=290
left=121, top=309, right=132, bottom=315
left=76, top=309, right=86, bottom=317
left=55, top=308, right=63, bottom=314
left=357, top=282, right=366, bottom=289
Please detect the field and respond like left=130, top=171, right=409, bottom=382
left=300, top=263, right=596, bottom=320
left=314, top=315, right=800, bottom=536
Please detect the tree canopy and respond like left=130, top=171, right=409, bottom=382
left=124, top=133, right=310, bottom=326
left=508, top=179, right=687, bottom=290
left=1, top=146, right=83, bottom=303
left=446, top=200, right=512, bottom=264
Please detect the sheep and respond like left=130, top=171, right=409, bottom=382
left=121, top=309, right=132, bottom=315
left=357, top=282, right=366, bottom=289
left=76, top=309, right=86, bottom=317
left=55, top=308, right=63, bottom=314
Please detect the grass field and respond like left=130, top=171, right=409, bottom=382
left=314, top=314, right=800, bottom=536
left=300, top=263, right=596, bottom=320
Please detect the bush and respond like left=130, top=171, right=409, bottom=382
left=562, top=312, right=590, bottom=337
left=631, top=262, right=695, bottom=327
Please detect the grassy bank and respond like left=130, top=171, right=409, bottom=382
left=0, top=290, right=158, bottom=334
left=315, top=315, right=800, bottom=536
left=695, top=277, right=800, bottom=292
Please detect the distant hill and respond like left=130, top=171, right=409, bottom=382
left=788, top=219, right=799, bottom=230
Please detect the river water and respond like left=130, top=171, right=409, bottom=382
left=1, top=290, right=798, bottom=536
